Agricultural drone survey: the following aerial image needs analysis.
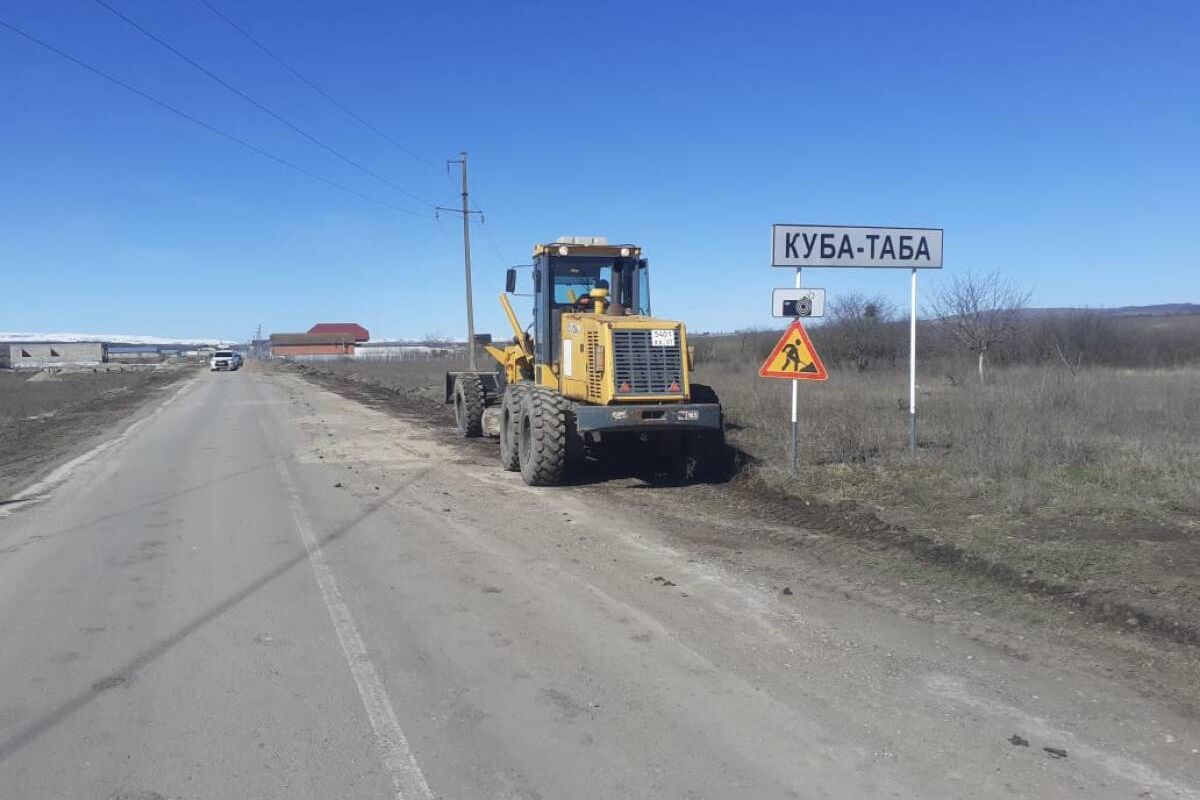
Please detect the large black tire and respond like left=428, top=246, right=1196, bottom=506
left=499, top=383, right=530, bottom=472
left=673, top=429, right=730, bottom=482
left=689, top=382, right=719, bottom=405
left=674, top=383, right=731, bottom=481
left=453, top=374, right=485, bottom=438
left=518, top=386, right=571, bottom=486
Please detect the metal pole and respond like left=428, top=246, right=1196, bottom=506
left=791, top=267, right=801, bottom=474
left=458, top=151, right=477, bottom=371
left=909, top=267, right=918, bottom=456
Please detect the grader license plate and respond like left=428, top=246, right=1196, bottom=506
left=651, top=330, right=676, bottom=347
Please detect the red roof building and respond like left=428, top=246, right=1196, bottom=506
left=307, top=323, right=370, bottom=342
left=269, top=333, right=356, bottom=358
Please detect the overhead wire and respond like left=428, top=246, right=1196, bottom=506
left=11, top=6, right=510, bottom=260
left=194, top=0, right=438, bottom=171
left=478, top=213, right=511, bottom=267
left=89, top=0, right=436, bottom=211
left=432, top=213, right=458, bottom=243
left=190, top=0, right=517, bottom=269
left=0, top=18, right=431, bottom=217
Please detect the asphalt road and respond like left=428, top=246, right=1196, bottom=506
left=0, top=368, right=1196, bottom=799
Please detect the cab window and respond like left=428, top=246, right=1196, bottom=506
left=552, top=263, right=611, bottom=306
left=636, top=266, right=651, bottom=315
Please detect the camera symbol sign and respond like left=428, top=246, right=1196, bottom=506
left=772, top=288, right=825, bottom=318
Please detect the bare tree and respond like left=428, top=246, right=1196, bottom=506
left=1038, top=311, right=1118, bottom=375
left=929, top=270, right=1031, bottom=383
left=824, top=293, right=900, bottom=371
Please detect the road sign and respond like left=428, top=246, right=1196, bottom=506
left=759, top=320, right=828, bottom=380
left=772, top=225, right=943, bottom=269
left=772, top=288, right=825, bottom=318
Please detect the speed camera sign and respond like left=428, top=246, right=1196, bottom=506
left=772, top=288, right=825, bottom=318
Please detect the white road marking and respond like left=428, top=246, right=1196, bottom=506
left=273, top=452, right=435, bottom=800
left=926, top=673, right=1200, bottom=799
left=0, top=373, right=199, bottom=518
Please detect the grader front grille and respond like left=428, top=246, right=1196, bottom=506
left=611, top=329, right=684, bottom=396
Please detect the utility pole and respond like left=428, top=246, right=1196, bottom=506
left=438, top=152, right=482, bottom=371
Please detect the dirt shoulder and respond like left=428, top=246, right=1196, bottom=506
left=0, top=366, right=194, bottom=501
left=285, top=361, right=1200, bottom=715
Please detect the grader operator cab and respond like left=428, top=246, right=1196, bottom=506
left=447, top=237, right=726, bottom=486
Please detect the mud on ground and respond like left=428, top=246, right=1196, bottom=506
left=286, top=361, right=1200, bottom=717
left=0, top=367, right=193, bottom=500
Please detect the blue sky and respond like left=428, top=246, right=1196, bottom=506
left=1, top=0, right=1197, bottom=341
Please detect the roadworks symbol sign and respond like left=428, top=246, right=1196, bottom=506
left=759, top=319, right=828, bottom=380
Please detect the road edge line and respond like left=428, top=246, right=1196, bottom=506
left=271, top=447, right=434, bottom=800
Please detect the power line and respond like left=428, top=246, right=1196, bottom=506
left=0, top=18, right=431, bottom=217
left=433, top=214, right=457, bottom=242
left=478, top=213, right=511, bottom=267
left=89, top=0, right=435, bottom=210
left=195, top=0, right=438, bottom=171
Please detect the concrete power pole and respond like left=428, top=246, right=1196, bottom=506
left=439, top=152, right=478, bottom=371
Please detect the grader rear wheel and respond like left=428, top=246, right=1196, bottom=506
left=453, top=374, right=485, bottom=438
left=499, top=384, right=529, bottom=472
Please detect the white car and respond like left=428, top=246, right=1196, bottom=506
left=210, top=350, right=241, bottom=371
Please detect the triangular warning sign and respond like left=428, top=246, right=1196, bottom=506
left=759, top=319, right=828, bottom=380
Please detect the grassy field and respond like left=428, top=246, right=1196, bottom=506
left=702, top=363, right=1199, bottom=523
left=290, top=355, right=1200, bottom=640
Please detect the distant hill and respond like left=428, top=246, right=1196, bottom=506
left=1103, top=303, right=1200, bottom=317
left=0, top=332, right=231, bottom=346
left=1017, top=303, right=1200, bottom=319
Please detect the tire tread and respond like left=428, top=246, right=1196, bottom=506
left=454, top=374, right=485, bottom=437
left=519, top=386, right=571, bottom=485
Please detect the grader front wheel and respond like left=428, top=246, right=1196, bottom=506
left=672, top=430, right=729, bottom=482
left=499, top=384, right=529, bottom=471
left=518, top=387, right=570, bottom=486
left=673, top=383, right=731, bottom=481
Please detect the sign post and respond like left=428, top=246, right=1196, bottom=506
left=758, top=314, right=829, bottom=473
left=909, top=268, right=918, bottom=455
left=771, top=283, right=826, bottom=472
left=791, top=268, right=801, bottom=473
left=771, top=224, right=943, bottom=459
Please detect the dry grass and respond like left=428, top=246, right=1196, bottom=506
left=704, top=363, right=1200, bottom=521
left=701, top=361, right=1200, bottom=598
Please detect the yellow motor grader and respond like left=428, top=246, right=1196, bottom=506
left=446, top=237, right=726, bottom=486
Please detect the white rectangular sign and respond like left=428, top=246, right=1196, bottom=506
left=772, top=288, right=825, bottom=318
left=772, top=225, right=943, bottom=269
left=651, top=329, right=676, bottom=347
